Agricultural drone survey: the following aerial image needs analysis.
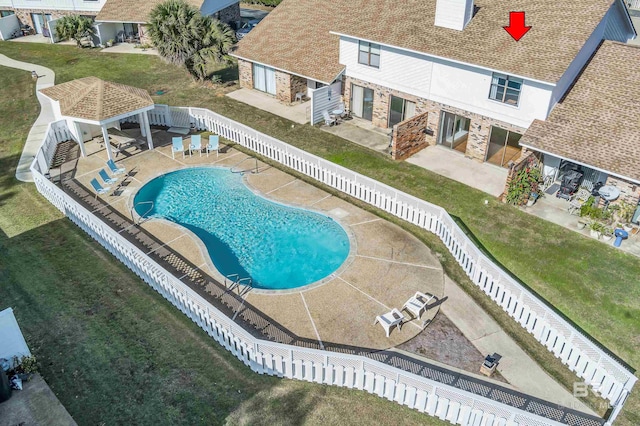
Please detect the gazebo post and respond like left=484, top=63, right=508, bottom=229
left=138, top=113, right=146, bottom=137
left=73, top=121, right=87, bottom=158
left=143, top=111, right=154, bottom=150
left=101, top=124, right=115, bottom=162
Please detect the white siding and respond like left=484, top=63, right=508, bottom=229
left=340, top=36, right=553, bottom=128
left=2, top=0, right=106, bottom=12
left=429, top=60, right=552, bottom=128
left=340, top=37, right=433, bottom=100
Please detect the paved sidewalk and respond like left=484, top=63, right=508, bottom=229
left=0, top=54, right=56, bottom=182
left=440, top=275, right=596, bottom=415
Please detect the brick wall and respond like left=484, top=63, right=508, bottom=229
left=344, top=76, right=526, bottom=162
left=238, top=59, right=253, bottom=90
left=604, top=175, right=640, bottom=206
left=275, top=70, right=307, bottom=103
left=501, top=150, right=540, bottom=201
left=392, top=111, right=430, bottom=160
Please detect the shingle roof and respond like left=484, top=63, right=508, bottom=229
left=40, top=77, right=154, bottom=123
left=234, top=0, right=630, bottom=84
left=232, top=0, right=344, bottom=84
left=96, top=0, right=205, bottom=23
left=520, top=41, right=640, bottom=183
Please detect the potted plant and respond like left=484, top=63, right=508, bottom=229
left=601, top=227, right=614, bottom=242
left=588, top=221, right=604, bottom=239
left=106, top=39, right=114, bottom=47
left=526, top=191, right=539, bottom=207
left=617, top=201, right=635, bottom=231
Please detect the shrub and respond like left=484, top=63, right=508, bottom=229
left=55, top=15, right=95, bottom=47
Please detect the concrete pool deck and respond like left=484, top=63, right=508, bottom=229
left=60, top=130, right=445, bottom=350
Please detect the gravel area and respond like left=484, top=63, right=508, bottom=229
left=397, top=311, right=507, bottom=383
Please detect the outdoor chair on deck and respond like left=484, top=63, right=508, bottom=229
left=90, top=178, right=111, bottom=199
left=98, top=169, right=118, bottom=185
left=189, top=134, right=202, bottom=157
left=206, top=135, right=219, bottom=158
left=172, top=137, right=185, bottom=159
left=106, top=159, right=126, bottom=175
left=374, top=308, right=405, bottom=337
left=322, top=110, right=336, bottom=126
left=402, top=291, right=435, bottom=320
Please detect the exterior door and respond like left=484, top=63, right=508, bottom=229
left=351, top=85, right=373, bottom=121
left=485, top=126, right=522, bottom=167
left=31, top=13, right=52, bottom=34
left=253, top=63, right=276, bottom=95
left=438, top=111, right=469, bottom=151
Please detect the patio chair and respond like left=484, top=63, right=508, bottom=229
left=90, top=178, right=111, bottom=199
left=98, top=169, right=118, bottom=185
left=172, top=137, right=185, bottom=159
left=206, top=135, right=219, bottom=158
left=106, top=159, right=126, bottom=175
left=374, top=308, right=405, bottom=337
left=402, top=291, right=434, bottom=320
left=322, top=110, right=337, bottom=126
left=116, top=30, right=125, bottom=43
left=189, top=134, right=202, bottom=157
left=333, top=102, right=347, bottom=118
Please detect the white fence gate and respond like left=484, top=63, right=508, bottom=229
left=30, top=107, right=636, bottom=426
left=310, top=81, right=342, bottom=125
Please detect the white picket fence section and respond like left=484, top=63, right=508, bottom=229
left=30, top=108, right=635, bottom=425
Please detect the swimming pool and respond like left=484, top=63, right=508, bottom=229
left=133, top=167, right=350, bottom=290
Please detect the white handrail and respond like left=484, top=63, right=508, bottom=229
left=29, top=109, right=634, bottom=426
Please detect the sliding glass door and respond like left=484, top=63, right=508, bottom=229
left=388, top=95, right=416, bottom=127
left=438, top=111, right=470, bottom=152
left=485, top=126, right=522, bottom=167
left=351, top=84, right=374, bottom=121
left=253, top=63, right=276, bottom=95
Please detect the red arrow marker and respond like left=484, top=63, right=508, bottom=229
left=503, top=11, right=531, bottom=41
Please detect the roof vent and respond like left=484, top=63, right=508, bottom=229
left=435, top=0, right=475, bottom=31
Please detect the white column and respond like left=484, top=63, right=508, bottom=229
left=144, top=111, right=153, bottom=150
left=73, top=121, right=87, bottom=158
left=101, top=124, right=115, bottom=162
left=138, top=113, right=146, bottom=137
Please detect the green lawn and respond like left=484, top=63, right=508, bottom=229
left=0, top=50, right=446, bottom=424
left=0, top=42, right=638, bottom=424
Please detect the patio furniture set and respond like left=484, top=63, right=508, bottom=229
left=89, top=159, right=127, bottom=199
left=374, top=291, right=434, bottom=337
left=171, top=134, right=220, bottom=159
left=322, top=102, right=351, bottom=126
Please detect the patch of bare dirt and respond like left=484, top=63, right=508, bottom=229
left=397, top=312, right=507, bottom=383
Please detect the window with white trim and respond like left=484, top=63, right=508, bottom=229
left=489, top=73, right=522, bottom=106
left=358, top=41, right=380, bottom=68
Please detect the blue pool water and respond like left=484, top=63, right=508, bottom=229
left=133, top=167, right=350, bottom=290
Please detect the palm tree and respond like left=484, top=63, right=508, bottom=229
left=55, top=15, right=95, bottom=47
left=189, top=17, right=236, bottom=81
left=148, top=0, right=236, bottom=81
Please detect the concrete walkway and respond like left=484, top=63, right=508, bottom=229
left=440, top=275, right=596, bottom=415
left=226, top=88, right=309, bottom=124
left=0, top=54, right=56, bottom=182
left=407, top=145, right=508, bottom=197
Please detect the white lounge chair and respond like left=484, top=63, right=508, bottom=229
left=189, top=134, right=202, bottom=157
left=106, top=159, right=125, bottom=175
left=402, top=291, right=434, bottom=320
left=374, top=308, right=405, bottom=337
left=206, top=135, right=219, bottom=158
left=90, top=178, right=111, bottom=199
left=322, top=110, right=337, bottom=126
left=172, top=137, right=184, bottom=159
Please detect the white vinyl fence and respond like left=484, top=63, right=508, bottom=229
left=31, top=106, right=636, bottom=426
